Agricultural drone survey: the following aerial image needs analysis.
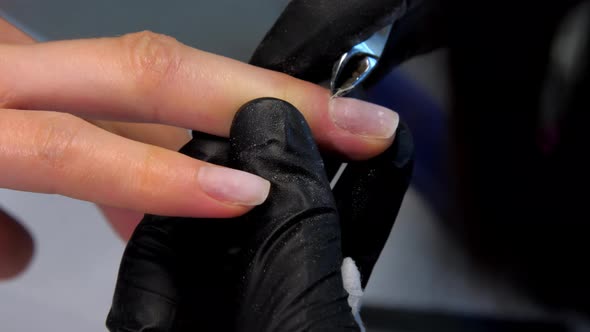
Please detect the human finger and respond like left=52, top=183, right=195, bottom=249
left=0, top=109, right=270, bottom=218
left=0, top=31, right=397, bottom=159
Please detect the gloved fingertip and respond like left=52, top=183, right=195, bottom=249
left=231, top=97, right=316, bottom=155
left=230, top=97, right=330, bottom=192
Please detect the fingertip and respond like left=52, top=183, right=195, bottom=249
left=205, top=203, right=258, bottom=219
left=164, top=195, right=259, bottom=219
left=332, top=135, right=395, bottom=161
left=323, top=97, right=398, bottom=159
left=328, top=97, right=399, bottom=139
left=197, top=165, right=271, bottom=208
left=316, top=125, right=395, bottom=160
left=285, top=85, right=396, bottom=160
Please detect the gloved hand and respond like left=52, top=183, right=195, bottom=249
left=106, top=98, right=412, bottom=331
left=250, top=0, right=445, bottom=86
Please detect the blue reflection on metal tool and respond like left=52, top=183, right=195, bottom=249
left=330, top=24, right=393, bottom=97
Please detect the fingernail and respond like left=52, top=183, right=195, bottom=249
left=329, top=97, right=399, bottom=139
left=198, top=166, right=271, bottom=206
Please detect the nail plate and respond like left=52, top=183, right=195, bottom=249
left=329, top=97, right=399, bottom=139
left=198, top=166, right=270, bottom=206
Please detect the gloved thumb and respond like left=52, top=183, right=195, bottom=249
left=229, top=98, right=359, bottom=331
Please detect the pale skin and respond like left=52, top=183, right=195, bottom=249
left=0, top=18, right=396, bottom=279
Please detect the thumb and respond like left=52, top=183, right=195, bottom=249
left=230, top=98, right=359, bottom=331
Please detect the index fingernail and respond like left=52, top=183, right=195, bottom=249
left=329, top=97, right=399, bottom=139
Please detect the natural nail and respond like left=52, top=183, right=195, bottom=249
left=198, top=166, right=270, bottom=206
left=329, top=97, right=399, bottom=139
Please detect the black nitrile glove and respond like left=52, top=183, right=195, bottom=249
left=249, top=0, right=417, bottom=280
left=106, top=98, right=412, bottom=331
left=250, top=0, right=446, bottom=86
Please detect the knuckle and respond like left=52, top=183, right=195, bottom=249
left=33, top=113, right=85, bottom=171
left=120, top=31, right=183, bottom=97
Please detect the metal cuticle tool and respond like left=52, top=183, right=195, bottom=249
left=330, top=24, right=393, bottom=97
left=329, top=23, right=393, bottom=190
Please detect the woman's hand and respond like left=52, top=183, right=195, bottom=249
left=0, top=18, right=399, bottom=278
